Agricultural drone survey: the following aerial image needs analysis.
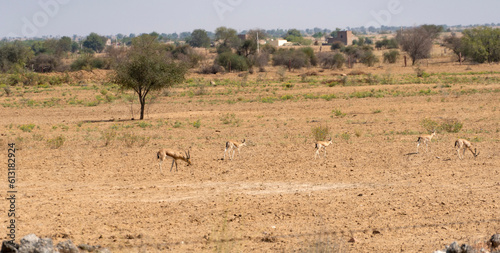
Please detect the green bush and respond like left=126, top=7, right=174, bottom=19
left=461, top=27, right=500, bottom=63
left=300, top=47, right=318, bottom=66
left=383, top=50, right=400, bottom=63
left=272, top=49, right=309, bottom=70
left=70, top=55, right=111, bottom=71
left=215, top=52, right=248, bottom=72
left=30, top=53, right=60, bottom=73
left=330, top=41, right=345, bottom=51
left=361, top=50, right=379, bottom=67
left=318, top=52, right=345, bottom=69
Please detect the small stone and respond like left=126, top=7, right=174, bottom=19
left=491, top=234, right=500, bottom=248
left=56, top=240, right=79, bottom=253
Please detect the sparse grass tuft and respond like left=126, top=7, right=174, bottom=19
left=220, top=113, right=240, bottom=126
left=192, top=119, right=201, bottom=129
left=101, top=129, right=117, bottom=146
left=340, top=132, right=351, bottom=142
left=420, top=118, right=439, bottom=133
left=332, top=109, right=346, bottom=117
left=173, top=121, right=182, bottom=128
left=137, top=121, right=152, bottom=128
left=440, top=119, right=463, bottom=133
left=47, top=135, right=65, bottom=149
left=32, top=133, right=44, bottom=141
left=19, top=124, right=36, bottom=132
left=120, top=132, right=150, bottom=148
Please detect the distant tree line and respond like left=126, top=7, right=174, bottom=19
left=2, top=24, right=500, bottom=75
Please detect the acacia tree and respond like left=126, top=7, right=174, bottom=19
left=443, top=34, right=465, bottom=62
left=396, top=26, right=440, bottom=65
left=114, top=34, right=187, bottom=120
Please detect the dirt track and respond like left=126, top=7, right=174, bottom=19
left=1, top=67, right=500, bottom=252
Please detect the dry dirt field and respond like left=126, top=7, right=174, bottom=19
left=1, top=59, right=500, bottom=252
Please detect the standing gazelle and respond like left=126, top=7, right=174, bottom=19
left=455, top=139, right=479, bottom=159
left=314, top=138, right=333, bottom=159
left=416, top=131, right=436, bottom=153
left=223, top=139, right=246, bottom=160
left=157, top=149, right=192, bottom=173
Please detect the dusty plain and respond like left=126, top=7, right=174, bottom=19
left=1, top=55, right=500, bottom=252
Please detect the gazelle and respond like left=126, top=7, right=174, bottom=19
left=157, top=149, right=191, bottom=173
left=455, top=139, right=479, bottom=159
left=314, top=138, right=333, bottom=159
left=416, top=131, right=436, bottom=153
left=223, top=139, right=246, bottom=160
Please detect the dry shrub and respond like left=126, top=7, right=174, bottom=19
left=311, top=125, right=330, bottom=142
left=47, top=135, right=65, bottom=149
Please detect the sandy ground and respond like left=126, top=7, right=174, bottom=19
left=1, top=63, right=500, bottom=252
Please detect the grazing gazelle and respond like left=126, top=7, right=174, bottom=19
left=314, top=138, right=333, bottom=159
left=223, top=139, right=246, bottom=160
left=455, top=139, right=479, bottom=159
left=157, top=149, right=191, bottom=173
left=416, top=131, right=436, bottom=153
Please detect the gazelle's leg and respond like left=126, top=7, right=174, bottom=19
left=416, top=141, right=420, bottom=153
left=315, top=149, right=319, bottom=159
left=463, top=148, right=466, bottom=158
left=170, top=159, right=175, bottom=172
left=223, top=148, right=227, bottom=160
left=324, top=147, right=327, bottom=158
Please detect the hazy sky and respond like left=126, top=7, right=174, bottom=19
left=1, top=0, right=499, bottom=38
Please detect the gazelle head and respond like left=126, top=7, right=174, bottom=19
left=472, top=148, right=480, bottom=159
left=184, top=150, right=192, bottom=166
left=328, top=137, right=332, bottom=145
left=241, top=139, right=247, bottom=147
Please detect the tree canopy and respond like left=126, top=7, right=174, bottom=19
left=187, top=29, right=211, bottom=48
left=83, top=32, right=107, bottom=53
left=461, top=27, right=500, bottom=63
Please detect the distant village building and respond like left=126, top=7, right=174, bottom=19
left=269, top=39, right=289, bottom=47
left=238, top=34, right=250, bottom=41
left=327, top=31, right=355, bottom=45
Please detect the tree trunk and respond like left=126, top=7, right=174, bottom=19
left=139, top=96, right=146, bottom=120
